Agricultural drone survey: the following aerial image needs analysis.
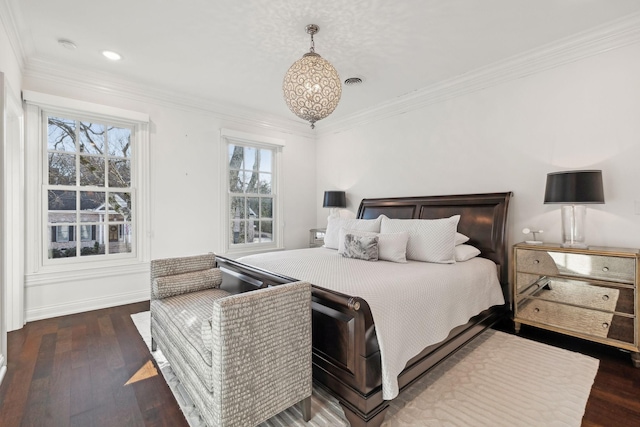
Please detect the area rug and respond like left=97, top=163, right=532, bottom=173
left=131, top=311, right=598, bottom=426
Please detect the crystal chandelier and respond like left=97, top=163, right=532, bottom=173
left=283, top=24, right=342, bottom=129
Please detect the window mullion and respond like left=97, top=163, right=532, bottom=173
left=75, top=120, right=80, bottom=187
left=105, top=190, right=110, bottom=255
left=75, top=120, right=80, bottom=257
left=104, top=125, right=109, bottom=189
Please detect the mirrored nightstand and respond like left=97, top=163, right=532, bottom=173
left=513, top=242, right=640, bottom=367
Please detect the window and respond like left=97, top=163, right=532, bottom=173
left=46, top=115, right=134, bottom=260
left=24, top=91, right=149, bottom=277
left=221, top=130, right=284, bottom=253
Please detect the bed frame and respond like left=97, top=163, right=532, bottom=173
left=215, top=192, right=512, bottom=427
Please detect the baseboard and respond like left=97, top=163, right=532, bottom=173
left=25, top=289, right=150, bottom=323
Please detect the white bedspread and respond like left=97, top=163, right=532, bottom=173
left=238, top=248, right=505, bottom=400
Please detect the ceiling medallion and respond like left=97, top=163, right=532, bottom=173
left=283, top=24, right=342, bottom=129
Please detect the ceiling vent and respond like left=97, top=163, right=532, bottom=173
left=344, top=77, right=363, bottom=86
left=58, top=39, right=77, bottom=50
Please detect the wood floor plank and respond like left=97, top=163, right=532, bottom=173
left=69, top=364, right=96, bottom=418
left=32, top=333, right=57, bottom=380
left=0, top=328, right=42, bottom=426
left=55, top=326, right=73, bottom=355
left=70, top=409, right=96, bottom=427
left=46, top=335, right=72, bottom=427
left=70, top=324, right=88, bottom=370
left=20, top=376, right=51, bottom=427
left=97, top=314, right=126, bottom=371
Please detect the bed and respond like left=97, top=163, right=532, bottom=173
left=214, top=192, right=512, bottom=427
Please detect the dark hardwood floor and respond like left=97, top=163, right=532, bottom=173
left=0, top=303, right=638, bottom=426
left=0, top=301, right=187, bottom=427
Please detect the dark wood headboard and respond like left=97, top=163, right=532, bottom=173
left=357, top=192, right=513, bottom=292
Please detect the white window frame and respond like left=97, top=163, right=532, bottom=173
left=220, top=129, right=284, bottom=255
left=24, top=91, right=150, bottom=274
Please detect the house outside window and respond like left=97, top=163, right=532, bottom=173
left=221, top=129, right=284, bottom=254
left=46, top=115, right=134, bottom=260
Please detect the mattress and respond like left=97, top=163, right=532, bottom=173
left=238, top=247, right=505, bottom=399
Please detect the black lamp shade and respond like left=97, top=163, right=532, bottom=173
left=544, top=170, right=604, bottom=204
left=323, top=191, right=346, bottom=208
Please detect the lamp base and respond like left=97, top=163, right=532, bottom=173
left=560, top=205, right=588, bottom=249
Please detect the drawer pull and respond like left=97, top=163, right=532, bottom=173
left=602, top=295, right=609, bottom=301
left=534, top=308, right=540, bottom=313
left=602, top=322, right=609, bottom=329
left=602, top=266, right=609, bottom=272
left=533, top=260, right=540, bottom=264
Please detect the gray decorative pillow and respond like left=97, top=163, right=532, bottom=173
left=342, top=234, right=379, bottom=261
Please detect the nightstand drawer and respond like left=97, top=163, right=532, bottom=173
left=516, top=272, right=546, bottom=292
left=518, top=298, right=635, bottom=344
left=516, top=249, right=635, bottom=284
left=517, top=278, right=634, bottom=315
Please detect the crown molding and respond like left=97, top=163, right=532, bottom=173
left=318, top=12, right=640, bottom=136
left=23, top=58, right=315, bottom=138
left=0, top=0, right=27, bottom=70
left=17, top=11, right=640, bottom=139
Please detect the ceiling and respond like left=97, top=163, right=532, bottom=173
left=7, top=0, right=640, bottom=126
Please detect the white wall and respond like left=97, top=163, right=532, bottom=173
left=20, top=77, right=317, bottom=321
left=0, top=10, right=23, bottom=377
left=0, top=10, right=21, bottom=99
left=316, top=41, right=640, bottom=250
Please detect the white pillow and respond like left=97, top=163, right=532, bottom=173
left=324, top=216, right=382, bottom=249
left=455, top=244, right=481, bottom=262
left=455, top=232, right=469, bottom=246
left=338, top=228, right=409, bottom=263
left=380, top=215, right=460, bottom=263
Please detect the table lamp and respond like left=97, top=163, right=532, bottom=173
left=544, top=170, right=604, bottom=248
left=323, top=191, right=346, bottom=218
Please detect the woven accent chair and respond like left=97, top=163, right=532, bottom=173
left=150, top=253, right=312, bottom=426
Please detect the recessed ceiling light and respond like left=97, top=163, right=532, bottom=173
left=102, top=50, right=122, bottom=61
left=58, top=39, right=77, bottom=50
